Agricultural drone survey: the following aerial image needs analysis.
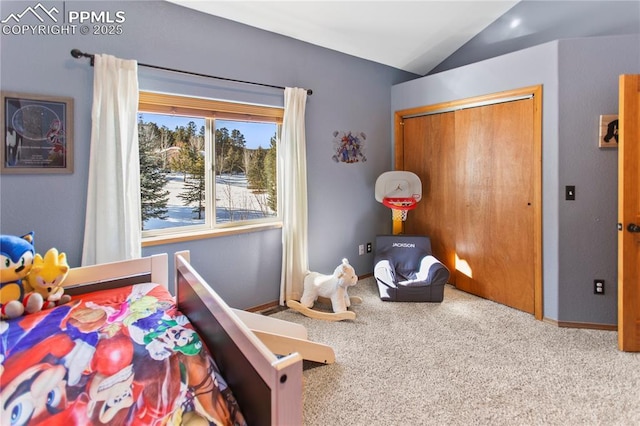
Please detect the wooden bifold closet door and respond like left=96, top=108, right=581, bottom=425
left=402, top=112, right=457, bottom=282
left=401, top=95, right=538, bottom=315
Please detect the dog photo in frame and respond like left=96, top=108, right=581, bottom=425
left=599, top=114, right=618, bottom=149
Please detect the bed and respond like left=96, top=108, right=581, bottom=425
left=0, top=251, right=304, bottom=425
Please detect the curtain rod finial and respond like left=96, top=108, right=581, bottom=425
left=307, top=89, right=313, bottom=96
left=71, top=48, right=95, bottom=66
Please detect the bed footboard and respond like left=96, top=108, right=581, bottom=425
left=174, top=252, right=303, bottom=426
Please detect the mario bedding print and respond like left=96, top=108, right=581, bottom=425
left=0, top=283, right=247, bottom=425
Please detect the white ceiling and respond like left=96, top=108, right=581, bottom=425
left=166, top=1, right=519, bottom=75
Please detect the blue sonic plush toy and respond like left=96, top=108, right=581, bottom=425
left=1, top=233, right=44, bottom=319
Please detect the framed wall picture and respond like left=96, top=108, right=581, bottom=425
left=598, top=114, right=618, bottom=149
left=331, top=130, right=367, bottom=163
left=1, top=91, right=74, bottom=174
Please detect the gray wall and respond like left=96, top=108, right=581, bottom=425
left=430, top=0, right=640, bottom=75
left=392, top=34, right=640, bottom=325
left=556, top=36, right=636, bottom=324
left=0, top=0, right=416, bottom=309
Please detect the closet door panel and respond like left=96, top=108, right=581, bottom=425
left=403, top=112, right=457, bottom=280
left=454, top=99, right=535, bottom=314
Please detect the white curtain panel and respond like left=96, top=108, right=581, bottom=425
left=81, top=54, right=141, bottom=266
left=280, top=87, right=309, bottom=304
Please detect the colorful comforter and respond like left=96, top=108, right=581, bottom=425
left=0, top=283, right=246, bottom=425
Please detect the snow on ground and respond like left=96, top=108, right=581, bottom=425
left=144, top=173, right=274, bottom=230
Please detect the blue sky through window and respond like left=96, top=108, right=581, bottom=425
left=138, top=113, right=276, bottom=149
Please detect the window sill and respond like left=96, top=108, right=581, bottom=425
left=141, top=222, right=283, bottom=247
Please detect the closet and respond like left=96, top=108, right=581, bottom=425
left=395, top=86, right=542, bottom=317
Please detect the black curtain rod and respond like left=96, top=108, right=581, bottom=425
left=70, top=49, right=312, bottom=96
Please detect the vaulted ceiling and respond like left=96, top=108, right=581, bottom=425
left=167, top=1, right=640, bottom=76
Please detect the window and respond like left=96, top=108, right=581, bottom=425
left=138, top=92, right=283, bottom=240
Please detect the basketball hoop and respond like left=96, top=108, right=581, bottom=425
left=382, top=197, right=418, bottom=221
left=375, top=171, right=422, bottom=233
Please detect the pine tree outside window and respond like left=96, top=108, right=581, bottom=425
left=138, top=92, right=282, bottom=242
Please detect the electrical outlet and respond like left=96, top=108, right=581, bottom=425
left=594, top=279, right=605, bottom=295
left=366, top=242, right=372, bottom=253
left=358, top=244, right=364, bottom=255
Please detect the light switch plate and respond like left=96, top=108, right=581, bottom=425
left=566, top=185, right=576, bottom=200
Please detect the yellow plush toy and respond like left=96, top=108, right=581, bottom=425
left=26, top=247, right=71, bottom=309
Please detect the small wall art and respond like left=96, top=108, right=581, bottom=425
left=599, top=114, right=618, bottom=149
left=332, top=130, right=366, bottom=163
left=1, top=91, right=74, bottom=174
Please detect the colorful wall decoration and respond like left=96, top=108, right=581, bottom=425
left=332, top=131, right=366, bottom=163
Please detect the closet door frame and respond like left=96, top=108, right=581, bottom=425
left=394, top=85, right=543, bottom=320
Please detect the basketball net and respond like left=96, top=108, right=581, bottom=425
left=382, top=197, right=418, bottom=222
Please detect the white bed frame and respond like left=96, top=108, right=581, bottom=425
left=63, top=251, right=306, bottom=425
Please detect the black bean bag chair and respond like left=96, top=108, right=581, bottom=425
left=373, top=235, right=450, bottom=302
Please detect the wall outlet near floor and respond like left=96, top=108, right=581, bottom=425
left=366, top=242, right=372, bottom=253
left=594, top=279, right=605, bottom=295
left=358, top=244, right=365, bottom=255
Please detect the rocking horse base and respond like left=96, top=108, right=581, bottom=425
left=286, top=299, right=359, bottom=321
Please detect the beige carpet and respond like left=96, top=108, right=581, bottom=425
left=271, top=277, right=640, bottom=426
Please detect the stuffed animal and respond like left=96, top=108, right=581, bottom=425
left=0, top=233, right=44, bottom=319
left=300, top=258, right=358, bottom=313
left=26, top=247, right=72, bottom=309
